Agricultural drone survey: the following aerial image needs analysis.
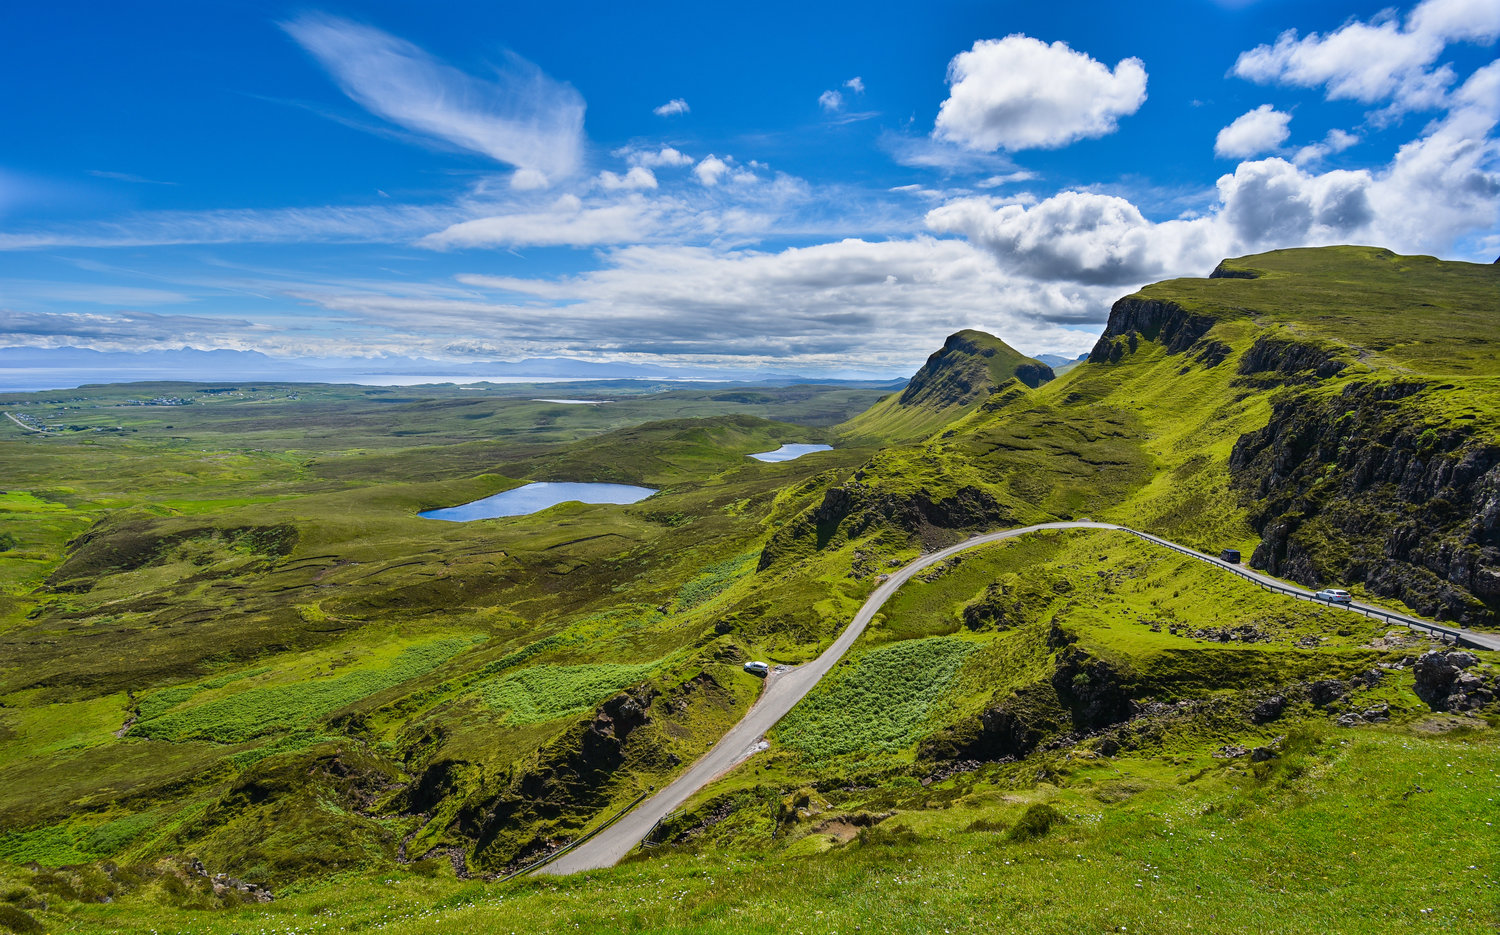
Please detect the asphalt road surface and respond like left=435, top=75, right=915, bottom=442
left=538, top=520, right=1496, bottom=875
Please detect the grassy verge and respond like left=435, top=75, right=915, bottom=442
left=6, top=724, right=1492, bottom=934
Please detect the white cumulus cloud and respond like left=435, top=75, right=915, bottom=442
left=620, top=146, right=695, bottom=169
left=927, top=192, right=1224, bottom=285
left=1293, top=128, right=1360, bottom=166
left=1215, top=159, right=1376, bottom=245
left=933, top=35, right=1147, bottom=151
left=653, top=98, right=690, bottom=116
left=281, top=14, right=585, bottom=180
left=1232, top=0, right=1500, bottom=114
left=927, top=59, right=1500, bottom=289
left=694, top=155, right=730, bottom=186
left=1215, top=105, right=1293, bottom=158
left=818, top=90, right=843, bottom=112
left=598, top=167, right=658, bottom=191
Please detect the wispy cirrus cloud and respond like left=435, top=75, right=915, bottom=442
left=86, top=170, right=177, bottom=186
left=281, top=13, right=586, bottom=185
left=879, top=131, right=1024, bottom=174
left=0, top=307, right=261, bottom=344
left=419, top=194, right=659, bottom=249
left=0, top=280, right=193, bottom=306
left=0, top=203, right=458, bottom=250
left=0, top=152, right=883, bottom=254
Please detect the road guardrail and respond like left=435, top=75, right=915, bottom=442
left=1122, top=529, right=1485, bottom=649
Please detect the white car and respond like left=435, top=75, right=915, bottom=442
left=743, top=660, right=770, bottom=676
left=1314, top=588, right=1352, bottom=604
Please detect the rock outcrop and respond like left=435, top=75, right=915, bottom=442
left=758, top=479, right=1015, bottom=569
left=1209, top=261, right=1260, bottom=279
left=839, top=328, right=1055, bottom=442
left=1088, top=297, right=1217, bottom=363
left=464, top=687, right=658, bottom=870
left=1236, top=335, right=1347, bottom=380
left=1231, top=381, right=1500, bottom=626
left=1413, top=650, right=1494, bottom=711
left=919, top=646, right=1133, bottom=764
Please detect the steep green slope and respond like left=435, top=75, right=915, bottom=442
left=838, top=330, right=1054, bottom=443
left=771, top=246, right=1498, bottom=626
left=1091, top=246, right=1499, bottom=623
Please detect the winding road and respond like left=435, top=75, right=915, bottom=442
left=537, top=520, right=1498, bottom=876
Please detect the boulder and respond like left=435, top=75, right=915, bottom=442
left=1414, top=650, right=1483, bottom=710
left=1250, top=695, right=1287, bottom=724
left=1309, top=679, right=1347, bottom=707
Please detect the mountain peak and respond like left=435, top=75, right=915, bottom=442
left=840, top=330, right=1053, bottom=441
left=897, top=330, right=1053, bottom=408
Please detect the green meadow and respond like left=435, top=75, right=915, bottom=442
left=0, top=247, right=1496, bottom=933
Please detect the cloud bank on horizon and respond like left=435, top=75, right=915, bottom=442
left=0, top=0, right=1496, bottom=375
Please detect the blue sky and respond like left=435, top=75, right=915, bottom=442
left=1, top=0, right=1497, bottom=375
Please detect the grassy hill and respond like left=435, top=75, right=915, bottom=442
left=0, top=247, right=1496, bottom=933
left=838, top=329, right=1054, bottom=443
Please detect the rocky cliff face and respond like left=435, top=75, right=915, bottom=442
left=1090, top=277, right=1498, bottom=627
left=1209, top=260, right=1260, bottom=279
left=1237, top=335, right=1347, bottom=380
left=1088, top=297, right=1218, bottom=362
left=1230, top=380, right=1500, bottom=625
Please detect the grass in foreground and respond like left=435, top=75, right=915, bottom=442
left=7, top=724, right=1493, bottom=934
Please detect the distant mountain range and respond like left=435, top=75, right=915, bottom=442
left=1032, top=352, right=1089, bottom=368
left=0, top=346, right=904, bottom=392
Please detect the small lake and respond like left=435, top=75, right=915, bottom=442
left=748, top=443, right=834, bottom=463
left=532, top=398, right=613, bottom=405
left=420, top=482, right=657, bottom=521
